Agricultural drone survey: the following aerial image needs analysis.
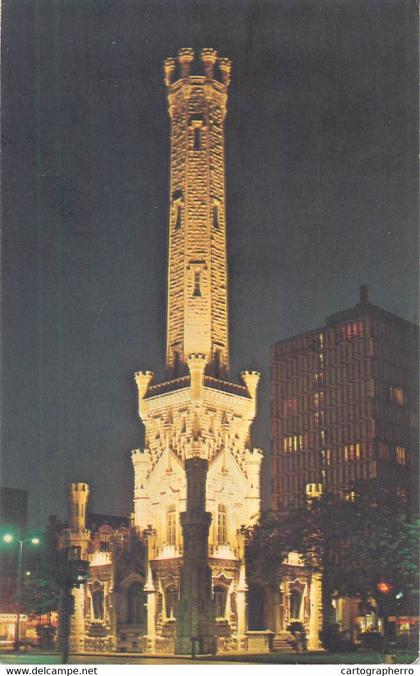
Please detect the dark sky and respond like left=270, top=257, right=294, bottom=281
left=2, top=0, right=418, bottom=529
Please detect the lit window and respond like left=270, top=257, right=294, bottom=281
left=390, top=386, right=405, bottom=406
left=378, top=443, right=390, bottom=460
left=344, top=444, right=361, bottom=462
left=395, top=446, right=406, bottom=466
left=284, top=398, right=298, bottom=416
left=167, top=505, right=176, bottom=545
left=217, top=504, right=227, bottom=545
left=283, top=434, right=305, bottom=452
left=341, top=322, right=364, bottom=340
left=321, top=449, right=332, bottom=466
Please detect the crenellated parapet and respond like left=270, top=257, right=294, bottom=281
left=163, top=48, right=232, bottom=89
left=134, top=370, right=154, bottom=420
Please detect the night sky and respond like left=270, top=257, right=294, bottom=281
left=2, top=0, right=418, bottom=529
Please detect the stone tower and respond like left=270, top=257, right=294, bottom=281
left=62, top=483, right=91, bottom=653
left=132, top=49, right=263, bottom=654
left=165, top=47, right=231, bottom=379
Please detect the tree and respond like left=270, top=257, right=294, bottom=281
left=246, top=486, right=419, bottom=633
left=20, top=516, right=62, bottom=619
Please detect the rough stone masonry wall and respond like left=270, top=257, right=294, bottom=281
left=166, top=78, right=229, bottom=373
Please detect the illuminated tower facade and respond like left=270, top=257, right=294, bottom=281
left=132, top=49, right=263, bottom=654
left=165, top=47, right=230, bottom=378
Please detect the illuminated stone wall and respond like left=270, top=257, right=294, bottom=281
left=130, top=50, right=264, bottom=653
left=165, top=49, right=230, bottom=377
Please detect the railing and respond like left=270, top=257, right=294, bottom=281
left=208, top=544, right=238, bottom=559
left=154, top=544, right=183, bottom=559
left=204, top=376, right=250, bottom=398
left=146, top=377, right=190, bottom=398
left=144, top=375, right=250, bottom=399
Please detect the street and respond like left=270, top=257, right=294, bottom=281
left=0, top=651, right=417, bottom=665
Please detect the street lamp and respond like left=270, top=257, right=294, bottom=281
left=3, top=532, right=40, bottom=652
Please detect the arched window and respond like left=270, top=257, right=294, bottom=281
left=193, top=127, right=201, bottom=151
left=217, top=504, right=227, bottom=545
left=127, top=582, right=146, bottom=629
left=167, top=505, right=176, bottom=545
left=91, top=584, right=104, bottom=620
left=289, top=589, right=302, bottom=620
left=212, top=203, right=220, bottom=229
left=174, top=201, right=182, bottom=229
left=214, top=585, right=227, bottom=619
left=193, top=271, right=201, bottom=297
left=165, top=586, right=178, bottom=619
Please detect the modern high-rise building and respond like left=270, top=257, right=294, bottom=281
left=271, top=287, right=419, bottom=512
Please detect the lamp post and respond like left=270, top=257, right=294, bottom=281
left=3, top=532, right=40, bottom=652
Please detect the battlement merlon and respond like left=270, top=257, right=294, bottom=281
left=187, top=353, right=207, bottom=401
left=240, top=370, right=261, bottom=418
left=163, top=48, right=232, bottom=89
left=134, top=371, right=154, bottom=420
left=68, top=482, right=90, bottom=532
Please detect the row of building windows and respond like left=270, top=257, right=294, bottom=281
left=274, top=385, right=409, bottom=422
left=274, top=460, right=380, bottom=499
left=114, top=581, right=228, bottom=626
left=274, top=322, right=370, bottom=358
left=273, top=398, right=372, bottom=427
left=274, top=418, right=376, bottom=449
left=378, top=443, right=407, bottom=465
left=274, top=318, right=417, bottom=363
left=275, top=442, right=407, bottom=469
left=273, top=389, right=371, bottom=416
left=274, top=368, right=373, bottom=398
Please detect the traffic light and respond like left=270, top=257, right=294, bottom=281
left=377, top=581, right=393, bottom=595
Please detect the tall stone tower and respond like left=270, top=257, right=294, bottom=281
left=165, top=47, right=230, bottom=379
left=61, top=483, right=91, bottom=653
left=132, top=49, right=263, bottom=654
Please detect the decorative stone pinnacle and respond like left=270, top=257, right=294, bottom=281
left=200, top=48, right=218, bottom=78
left=163, top=57, right=176, bottom=87
left=178, top=48, right=195, bottom=78
left=218, top=57, right=232, bottom=86
left=135, top=370, right=154, bottom=399
left=241, top=370, right=260, bottom=398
